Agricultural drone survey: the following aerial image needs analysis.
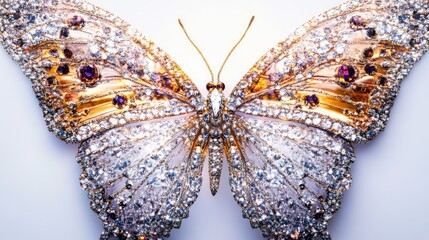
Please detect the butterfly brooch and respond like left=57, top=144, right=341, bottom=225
left=0, top=0, right=428, bottom=239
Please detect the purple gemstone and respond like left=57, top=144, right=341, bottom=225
left=305, top=94, right=319, bottom=107
left=363, top=48, right=374, bottom=58
left=57, top=64, right=70, bottom=75
left=69, top=15, right=85, bottom=29
left=49, top=49, right=59, bottom=57
left=349, top=16, right=365, bottom=27
left=79, top=65, right=99, bottom=82
left=338, top=65, right=357, bottom=82
left=162, top=74, right=173, bottom=88
left=367, top=28, right=377, bottom=38
left=46, top=76, right=57, bottom=85
left=60, top=27, right=69, bottom=38
left=63, top=48, right=73, bottom=58
left=378, top=76, right=388, bottom=86
left=112, top=94, right=127, bottom=109
left=365, top=64, right=377, bottom=75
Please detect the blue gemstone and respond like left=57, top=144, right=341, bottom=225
left=27, top=14, right=36, bottom=24
left=398, top=14, right=407, bottom=23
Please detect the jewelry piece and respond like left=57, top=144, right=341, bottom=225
left=0, top=0, right=428, bottom=239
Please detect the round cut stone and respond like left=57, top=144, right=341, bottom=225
left=79, top=65, right=100, bottom=84
left=63, top=48, right=73, bottom=58
left=57, top=64, right=70, bottom=75
left=49, top=49, right=59, bottom=57
left=367, top=28, right=377, bottom=38
left=69, top=15, right=85, bottom=29
left=60, top=27, right=69, bottom=38
left=349, top=16, right=365, bottom=28
left=363, top=48, right=374, bottom=58
left=304, top=94, right=319, bottom=107
left=378, top=76, right=388, bottom=86
left=337, top=65, right=357, bottom=83
left=46, top=76, right=57, bottom=85
left=365, top=64, right=377, bottom=75
left=112, top=94, right=128, bottom=109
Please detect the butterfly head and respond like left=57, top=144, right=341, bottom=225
left=206, top=81, right=226, bottom=121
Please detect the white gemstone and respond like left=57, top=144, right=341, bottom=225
left=89, top=44, right=100, bottom=54
left=209, top=89, right=223, bottom=118
left=335, top=43, right=345, bottom=54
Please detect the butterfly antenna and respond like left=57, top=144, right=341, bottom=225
left=178, top=19, right=215, bottom=83
left=217, top=16, right=255, bottom=84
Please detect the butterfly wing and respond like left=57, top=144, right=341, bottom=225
left=0, top=0, right=204, bottom=143
left=225, top=114, right=354, bottom=239
left=229, top=0, right=428, bottom=143
left=0, top=0, right=207, bottom=238
left=226, top=0, right=428, bottom=238
left=77, top=114, right=205, bottom=239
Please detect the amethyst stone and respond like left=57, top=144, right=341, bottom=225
left=338, top=65, right=357, bottom=82
left=49, top=49, right=59, bottom=57
left=69, top=15, right=85, bottom=29
left=79, top=65, right=100, bottom=84
left=112, top=94, right=127, bottom=109
left=365, top=64, right=377, bottom=75
left=305, top=94, right=319, bottom=107
left=60, top=27, right=69, bottom=38
left=46, top=76, right=57, bottom=85
left=367, top=28, right=377, bottom=38
left=349, top=16, right=365, bottom=27
left=57, top=64, right=70, bottom=75
left=363, top=48, right=374, bottom=58
left=63, top=48, right=73, bottom=58
left=378, top=76, right=388, bottom=86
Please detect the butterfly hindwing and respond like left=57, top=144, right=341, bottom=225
left=0, top=0, right=204, bottom=143
left=77, top=114, right=205, bottom=239
left=225, top=115, right=354, bottom=239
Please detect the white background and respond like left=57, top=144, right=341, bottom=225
left=0, top=0, right=428, bottom=239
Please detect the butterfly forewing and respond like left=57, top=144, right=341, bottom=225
left=229, top=0, right=429, bottom=143
left=0, top=0, right=204, bottom=143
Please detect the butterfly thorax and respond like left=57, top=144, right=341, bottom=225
left=203, top=82, right=227, bottom=195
